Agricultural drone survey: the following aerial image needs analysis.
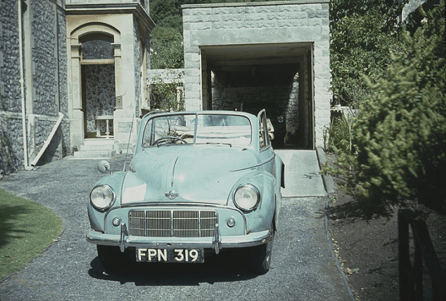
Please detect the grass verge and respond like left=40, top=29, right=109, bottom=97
left=0, top=188, right=62, bottom=280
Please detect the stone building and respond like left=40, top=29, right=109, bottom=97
left=1, top=0, right=332, bottom=173
left=0, top=0, right=154, bottom=173
left=181, top=0, right=331, bottom=149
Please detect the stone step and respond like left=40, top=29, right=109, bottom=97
left=118, top=143, right=134, bottom=154
left=73, top=149, right=116, bottom=159
left=73, top=139, right=117, bottom=159
left=80, top=143, right=115, bottom=151
left=83, top=138, right=115, bottom=146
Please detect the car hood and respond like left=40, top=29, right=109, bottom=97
left=121, top=146, right=257, bottom=205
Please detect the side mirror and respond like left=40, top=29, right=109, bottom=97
left=97, top=160, right=111, bottom=174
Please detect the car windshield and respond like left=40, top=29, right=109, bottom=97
left=142, top=113, right=252, bottom=147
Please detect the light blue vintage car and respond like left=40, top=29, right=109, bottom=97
left=87, top=110, right=285, bottom=274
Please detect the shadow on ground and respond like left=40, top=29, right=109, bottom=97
left=88, top=249, right=258, bottom=286
left=0, top=203, right=33, bottom=249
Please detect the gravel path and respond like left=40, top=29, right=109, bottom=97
left=0, top=155, right=352, bottom=300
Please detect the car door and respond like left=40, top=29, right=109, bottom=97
left=258, top=110, right=282, bottom=229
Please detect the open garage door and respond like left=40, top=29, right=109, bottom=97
left=200, top=43, right=314, bottom=150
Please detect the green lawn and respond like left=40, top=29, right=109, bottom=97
left=0, top=188, right=62, bottom=280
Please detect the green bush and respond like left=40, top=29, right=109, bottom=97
left=329, top=0, right=407, bottom=107
left=150, top=26, right=184, bottom=69
left=149, top=81, right=183, bottom=111
left=324, top=115, right=352, bottom=154
left=324, top=3, right=446, bottom=217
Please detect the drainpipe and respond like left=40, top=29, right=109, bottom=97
left=18, top=0, right=29, bottom=168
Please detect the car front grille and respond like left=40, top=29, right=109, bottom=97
left=128, top=210, right=217, bottom=238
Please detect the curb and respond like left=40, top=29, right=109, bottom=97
left=315, top=147, right=356, bottom=301
left=324, top=195, right=356, bottom=301
left=315, top=147, right=335, bottom=196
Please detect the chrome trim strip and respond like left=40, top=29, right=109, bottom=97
left=171, top=157, right=179, bottom=188
left=212, top=222, right=221, bottom=254
left=87, top=229, right=272, bottom=251
left=119, top=223, right=129, bottom=252
left=119, top=202, right=231, bottom=208
left=230, top=154, right=275, bottom=172
left=105, top=204, right=248, bottom=235
left=128, top=209, right=219, bottom=238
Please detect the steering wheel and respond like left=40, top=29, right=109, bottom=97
left=153, top=136, right=188, bottom=146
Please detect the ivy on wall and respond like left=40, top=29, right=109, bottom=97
left=148, top=75, right=184, bottom=112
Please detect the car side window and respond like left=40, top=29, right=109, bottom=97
left=259, top=111, right=270, bottom=150
left=142, top=119, right=153, bottom=147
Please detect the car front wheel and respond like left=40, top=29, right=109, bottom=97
left=97, top=245, right=130, bottom=272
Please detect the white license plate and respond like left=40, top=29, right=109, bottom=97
left=136, top=248, right=204, bottom=263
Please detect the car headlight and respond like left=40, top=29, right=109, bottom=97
left=90, top=185, right=115, bottom=211
left=234, top=184, right=260, bottom=212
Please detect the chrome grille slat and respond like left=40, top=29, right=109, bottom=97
left=128, top=210, right=217, bottom=238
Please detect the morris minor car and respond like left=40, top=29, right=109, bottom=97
left=87, top=110, right=285, bottom=274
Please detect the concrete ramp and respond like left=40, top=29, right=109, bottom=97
left=275, top=150, right=327, bottom=197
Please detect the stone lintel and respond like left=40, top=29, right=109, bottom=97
left=190, top=28, right=321, bottom=46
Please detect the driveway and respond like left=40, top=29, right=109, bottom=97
left=0, top=152, right=353, bottom=300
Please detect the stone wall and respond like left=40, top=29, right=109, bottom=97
left=0, top=1, right=25, bottom=172
left=31, top=0, right=58, bottom=116
left=148, top=69, right=185, bottom=84
left=212, top=80, right=300, bottom=141
left=84, top=65, right=115, bottom=134
left=57, top=6, right=70, bottom=158
left=0, top=113, right=25, bottom=174
left=182, top=0, right=331, bottom=148
left=0, top=0, right=69, bottom=172
left=81, top=38, right=114, bottom=60
left=134, top=16, right=141, bottom=117
left=29, top=0, right=69, bottom=166
left=0, top=0, right=21, bottom=113
left=30, top=114, right=65, bottom=163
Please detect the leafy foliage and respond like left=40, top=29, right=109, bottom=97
left=325, top=3, right=446, bottom=217
left=324, top=114, right=353, bottom=154
left=330, top=0, right=408, bottom=107
left=150, top=26, right=184, bottom=69
left=149, top=76, right=184, bottom=112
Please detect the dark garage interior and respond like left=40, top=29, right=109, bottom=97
left=200, top=43, right=314, bottom=149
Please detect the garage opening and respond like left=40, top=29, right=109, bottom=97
left=201, top=43, right=313, bottom=150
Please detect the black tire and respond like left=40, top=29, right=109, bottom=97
left=249, top=230, right=274, bottom=275
left=97, top=245, right=130, bottom=272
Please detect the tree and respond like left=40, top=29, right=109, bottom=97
left=325, top=2, right=446, bottom=217
left=150, top=26, right=184, bottom=69
left=329, top=0, right=408, bottom=107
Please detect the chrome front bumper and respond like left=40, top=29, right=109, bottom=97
left=86, top=222, right=272, bottom=254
